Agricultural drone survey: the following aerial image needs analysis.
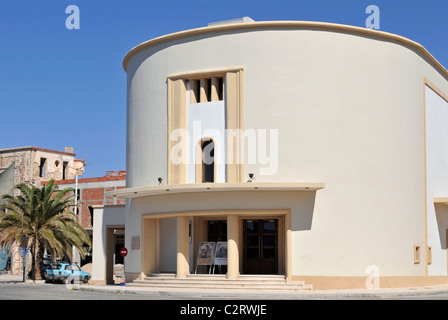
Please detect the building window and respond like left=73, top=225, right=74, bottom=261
left=202, top=139, right=215, bottom=183
left=188, top=77, right=224, bottom=104
left=75, top=189, right=81, bottom=202
left=167, top=67, right=244, bottom=184
left=39, top=158, right=46, bottom=178
left=88, top=206, right=94, bottom=227
left=62, top=161, right=68, bottom=180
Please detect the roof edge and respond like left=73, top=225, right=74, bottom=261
left=122, top=20, right=448, bottom=80
left=0, top=146, right=76, bottom=157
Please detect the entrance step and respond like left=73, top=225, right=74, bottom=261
left=129, top=273, right=312, bottom=292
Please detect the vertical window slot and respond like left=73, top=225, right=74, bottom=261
left=39, top=158, right=46, bottom=178
left=201, top=139, right=215, bottom=183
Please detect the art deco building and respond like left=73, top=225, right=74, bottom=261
left=102, top=18, right=448, bottom=289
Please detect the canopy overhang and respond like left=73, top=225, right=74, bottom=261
left=107, top=182, right=325, bottom=199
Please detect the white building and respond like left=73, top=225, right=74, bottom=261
left=94, top=19, right=448, bottom=290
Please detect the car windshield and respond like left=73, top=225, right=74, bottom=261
left=50, top=264, right=61, bottom=269
left=66, top=265, right=80, bottom=271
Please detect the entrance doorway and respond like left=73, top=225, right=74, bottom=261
left=208, top=220, right=227, bottom=242
left=243, top=219, right=278, bottom=274
left=208, top=220, right=227, bottom=274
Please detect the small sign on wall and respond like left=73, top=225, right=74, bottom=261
left=131, top=236, right=140, bottom=250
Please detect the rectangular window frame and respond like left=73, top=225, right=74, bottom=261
left=167, top=67, right=244, bottom=184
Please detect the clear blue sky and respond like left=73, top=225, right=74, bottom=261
left=0, top=0, right=447, bottom=178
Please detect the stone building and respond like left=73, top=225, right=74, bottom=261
left=0, top=146, right=84, bottom=273
left=0, top=146, right=84, bottom=190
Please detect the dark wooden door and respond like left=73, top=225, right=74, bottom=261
left=208, top=220, right=227, bottom=242
left=243, top=219, right=278, bottom=274
left=208, top=220, right=227, bottom=274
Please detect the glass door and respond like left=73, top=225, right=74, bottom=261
left=243, top=219, right=278, bottom=274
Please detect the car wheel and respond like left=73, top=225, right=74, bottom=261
left=83, top=276, right=90, bottom=284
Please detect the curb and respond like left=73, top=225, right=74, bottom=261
left=3, top=274, right=448, bottom=299
left=75, top=283, right=448, bottom=299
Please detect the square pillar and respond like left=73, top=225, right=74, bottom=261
left=176, top=216, right=190, bottom=278
left=227, top=214, right=239, bottom=279
left=142, top=218, right=160, bottom=276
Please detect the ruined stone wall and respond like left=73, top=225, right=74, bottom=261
left=32, top=149, right=79, bottom=185
left=0, top=150, right=34, bottom=196
left=0, top=147, right=80, bottom=189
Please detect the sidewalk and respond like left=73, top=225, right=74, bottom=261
left=2, top=272, right=448, bottom=299
left=77, top=280, right=448, bottom=300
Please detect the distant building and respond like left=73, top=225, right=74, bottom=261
left=51, top=171, right=126, bottom=267
left=0, top=146, right=84, bottom=274
left=0, top=146, right=84, bottom=189
left=52, top=170, right=126, bottom=229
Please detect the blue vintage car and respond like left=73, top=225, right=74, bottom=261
left=45, top=262, right=90, bottom=284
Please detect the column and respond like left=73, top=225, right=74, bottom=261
left=142, top=218, right=159, bottom=276
left=189, top=79, right=198, bottom=104
left=200, top=78, right=208, bottom=103
left=176, top=216, right=190, bottom=278
left=211, top=77, right=219, bottom=101
left=227, top=214, right=239, bottom=279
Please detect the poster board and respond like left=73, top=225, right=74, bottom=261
left=214, top=242, right=227, bottom=265
left=196, top=242, right=215, bottom=266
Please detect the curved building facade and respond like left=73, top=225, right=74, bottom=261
left=113, top=19, right=448, bottom=289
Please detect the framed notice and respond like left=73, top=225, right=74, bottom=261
left=196, top=242, right=215, bottom=266
left=131, top=236, right=140, bottom=250
left=214, top=242, right=227, bottom=265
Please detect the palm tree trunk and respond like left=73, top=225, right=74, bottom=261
left=32, top=236, right=42, bottom=281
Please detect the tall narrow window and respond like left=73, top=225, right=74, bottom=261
left=188, top=76, right=224, bottom=104
left=202, top=140, right=215, bottom=183
left=39, top=158, right=46, bottom=178
left=62, top=161, right=68, bottom=180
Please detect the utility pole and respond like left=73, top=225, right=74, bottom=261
left=22, top=245, right=26, bottom=282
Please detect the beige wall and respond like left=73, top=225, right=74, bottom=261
left=91, top=205, right=125, bottom=284
left=124, top=22, right=448, bottom=284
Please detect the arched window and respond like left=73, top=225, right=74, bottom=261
left=201, top=139, right=215, bottom=183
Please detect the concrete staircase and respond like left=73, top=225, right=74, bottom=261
left=129, top=273, right=313, bottom=292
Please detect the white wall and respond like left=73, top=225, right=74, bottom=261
left=125, top=24, right=448, bottom=277
left=159, top=217, right=177, bottom=272
left=426, top=85, right=448, bottom=276
left=91, top=205, right=125, bottom=282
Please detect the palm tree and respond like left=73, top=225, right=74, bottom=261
left=0, top=179, right=91, bottom=280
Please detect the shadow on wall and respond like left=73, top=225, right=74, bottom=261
left=291, top=191, right=317, bottom=232
left=435, top=204, right=448, bottom=249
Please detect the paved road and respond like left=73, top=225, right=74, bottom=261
left=2, top=274, right=448, bottom=319
left=2, top=273, right=448, bottom=301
